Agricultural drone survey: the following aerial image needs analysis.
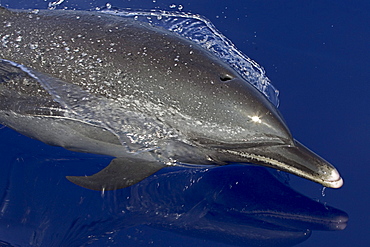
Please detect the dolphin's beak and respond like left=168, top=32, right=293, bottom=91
left=223, top=140, right=343, bottom=188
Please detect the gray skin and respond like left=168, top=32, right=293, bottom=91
left=0, top=7, right=343, bottom=190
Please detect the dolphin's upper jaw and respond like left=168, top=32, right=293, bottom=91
left=218, top=140, right=343, bottom=189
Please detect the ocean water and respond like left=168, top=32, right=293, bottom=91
left=0, top=0, right=369, bottom=246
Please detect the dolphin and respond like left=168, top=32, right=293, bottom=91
left=0, top=7, right=343, bottom=190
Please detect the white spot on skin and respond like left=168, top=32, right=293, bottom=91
left=1, top=34, right=10, bottom=47
left=250, top=115, right=262, bottom=123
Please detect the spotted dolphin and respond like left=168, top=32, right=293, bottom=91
left=0, top=7, right=343, bottom=190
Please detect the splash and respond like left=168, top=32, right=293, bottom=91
left=321, top=187, right=326, bottom=197
left=48, top=0, right=66, bottom=10
left=101, top=8, right=280, bottom=106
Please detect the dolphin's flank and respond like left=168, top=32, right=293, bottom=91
left=0, top=7, right=343, bottom=190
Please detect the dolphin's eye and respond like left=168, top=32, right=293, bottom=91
left=219, top=74, right=233, bottom=82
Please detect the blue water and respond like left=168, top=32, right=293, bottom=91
left=0, top=0, right=369, bottom=246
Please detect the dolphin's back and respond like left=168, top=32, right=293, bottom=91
left=0, top=8, right=233, bottom=101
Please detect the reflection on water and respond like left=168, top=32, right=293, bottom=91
left=0, top=128, right=347, bottom=247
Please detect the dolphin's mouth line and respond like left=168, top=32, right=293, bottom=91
left=194, top=138, right=291, bottom=150
left=220, top=147, right=343, bottom=189
left=222, top=149, right=304, bottom=173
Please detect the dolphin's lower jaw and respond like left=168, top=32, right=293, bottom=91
left=219, top=140, right=343, bottom=188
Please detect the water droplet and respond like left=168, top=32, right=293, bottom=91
left=48, top=0, right=66, bottom=10
left=321, top=187, right=326, bottom=197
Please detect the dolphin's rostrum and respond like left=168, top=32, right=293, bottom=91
left=0, top=7, right=343, bottom=190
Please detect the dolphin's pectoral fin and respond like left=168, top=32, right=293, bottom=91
left=66, top=158, right=166, bottom=191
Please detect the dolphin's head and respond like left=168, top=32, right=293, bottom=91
left=182, top=72, right=343, bottom=188
left=164, top=54, right=343, bottom=188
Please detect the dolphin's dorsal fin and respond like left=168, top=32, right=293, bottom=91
left=66, top=158, right=165, bottom=191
